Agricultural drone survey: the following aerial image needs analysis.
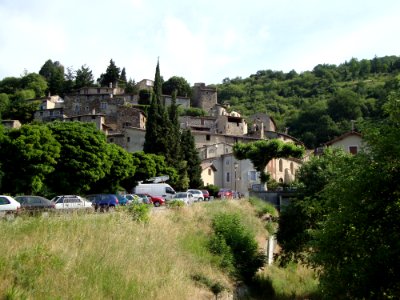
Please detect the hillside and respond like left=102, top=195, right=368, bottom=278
left=214, top=55, right=400, bottom=148
left=0, top=200, right=319, bottom=299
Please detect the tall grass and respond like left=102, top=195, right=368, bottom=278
left=0, top=200, right=320, bottom=299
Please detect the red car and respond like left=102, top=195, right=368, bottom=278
left=144, top=193, right=165, bottom=207
left=201, top=190, right=210, bottom=201
left=217, top=189, right=233, bottom=199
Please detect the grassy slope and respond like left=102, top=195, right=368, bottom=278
left=0, top=200, right=318, bottom=299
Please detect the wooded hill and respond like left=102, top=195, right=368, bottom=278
left=214, top=55, right=400, bottom=148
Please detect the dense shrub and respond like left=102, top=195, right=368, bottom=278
left=209, top=213, right=265, bottom=282
left=128, top=203, right=150, bottom=223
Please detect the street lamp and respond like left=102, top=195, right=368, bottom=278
left=234, top=161, right=239, bottom=198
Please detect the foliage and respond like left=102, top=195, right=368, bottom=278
left=277, top=93, right=400, bottom=298
left=180, top=107, right=207, bottom=117
left=167, top=199, right=185, bottom=209
left=89, top=143, right=137, bottom=193
left=209, top=212, right=266, bottom=282
left=0, top=124, right=61, bottom=194
left=308, top=99, right=400, bottom=298
left=138, top=89, right=151, bottom=105
left=20, top=73, right=48, bottom=97
left=233, top=139, right=304, bottom=183
left=181, top=129, right=203, bottom=188
left=216, top=55, right=400, bottom=148
left=162, top=76, right=192, bottom=97
left=97, top=59, right=121, bottom=88
left=39, top=59, right=65, bottom=96
left=204, top=184, right=219, bottom=197
left=128, top=203, right=151, bottom=223
left=276, top=147, right=349, bottom=265
left=75, top=65, right=94, bottom=89
left=46, top=121, right=111, bottom=195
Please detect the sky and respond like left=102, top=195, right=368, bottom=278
left=1, top=0, right=400, bottom=85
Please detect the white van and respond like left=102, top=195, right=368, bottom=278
left=134, top=183, right=176, bottom=200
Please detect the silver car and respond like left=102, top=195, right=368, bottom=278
left=51, top=195, right=93, bottom=210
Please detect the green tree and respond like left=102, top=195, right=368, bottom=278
left=276, top=147, right=349, bottom=265
left=75, top=65, right=94, bottom=89
left=327, top=88, right=363, bottom=122
left=120, top=67, right=127, bottom=85
left=0, top=124, right=61, bottom=194
left=143, top=60, right=169, bottom=156
left=162, top=76, right=192, bottom=97
left=0, top=93, right=10, bottom=118
left=233, top=139, right=304, bottom=183
left=5, top=90, right=39, bottom=123
left=311, top=110, right=400, bottom=298
left=39, top=59, right=65, bottom=96
left=63, top=67, right=75, bottom=95
left=20, top=73, right=48, bottom=98
left=97, top=59, right=120, bottom=87
left=0, top=77, right=21, bottom=94
left=181, top=129, right=202, bottom=188
left=125, top=78, right=137, bottom=94
left=46, top=121, right=111, bottom=194
left=126, top=151, right=157, bottom=191
left=90, top=143, right=137, bottom=193
left=138, top=89, right=151, bottom=105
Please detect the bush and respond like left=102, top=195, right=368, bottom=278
left=167, top=200, right=185, bottom=209
left=127, top=203, right=150, bottom=223
left=209, top=213, right=266, bottom=282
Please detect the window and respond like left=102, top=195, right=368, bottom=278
left=226, top=159, right=230, bottom=165
left=74, top=104, right=80, bottom=112
left=100, top=102, right=107, bottom=110
left=279, top=159, right=283, bottom=172
left=208, top=169, right=212, bottom=176
left=349, top=146, right=358, bottom=154
left=110, top=138, right=114, bottom=143
left=0, top=197, right=10, bottom=205
left=248, top=171, right=257, bottom=181
left=290, top=162, right=294, bottom=175
left=127, top=137, right=131, bottom=143
left=226, top=172, right=230, bottom=182
left=206, top=135, right=210, bottom=141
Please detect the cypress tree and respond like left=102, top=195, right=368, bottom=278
left=181, top=129, right=203, bottom=188
left=143, top=59, right=170, bottom=157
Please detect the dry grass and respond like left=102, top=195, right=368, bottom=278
left=0, top=203, right=241, bottom=299
left=0, top=200, right=319, bottom=299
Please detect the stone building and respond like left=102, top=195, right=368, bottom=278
left=191, top=83, right=217, bottom=113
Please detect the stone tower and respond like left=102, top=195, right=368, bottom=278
left=191, top=83, right=217, bottom=113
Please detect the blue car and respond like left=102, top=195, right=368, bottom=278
left=86, top=194, right=119, bottom=212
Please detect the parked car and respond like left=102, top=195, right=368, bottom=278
left=187, top=189, right=204, bottom=202
left=143, top=193, right=165, bottom=207
left=14, top=195, right=55, bottom=212
left=217, top=189, right=233, bottom=199
left=170, top=192, right=194, bottom=205
left=116, top=194, right=129, bottom=206
left=133, top=193, right=151, bottom=204
left=0, top=195, right=21, bottom=217
left=51, top=195, right=93, bottom=211
left=85, top=194, right=119, bottom=212
left=201, top=189, right=210, bottom=201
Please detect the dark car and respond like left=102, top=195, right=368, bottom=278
left=86, top=194, right=119, bottom=212
left=201, top=189, right=210, bottom=201
left=14, top=195, right=55, bottom=212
